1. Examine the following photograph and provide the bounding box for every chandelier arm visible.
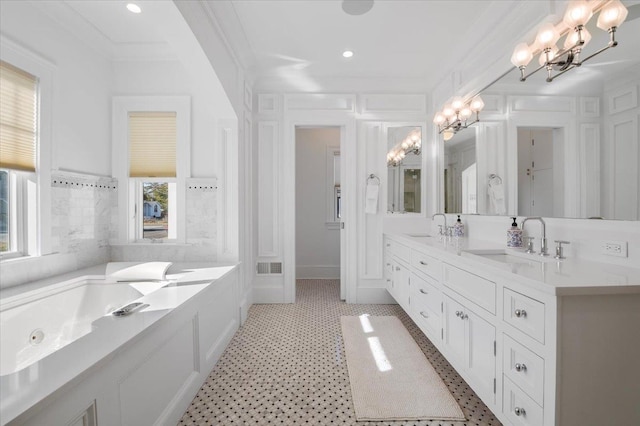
[546,64,577,82]
[577,32,618,65]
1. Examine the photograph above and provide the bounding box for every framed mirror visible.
[441,6,640,220]
[386,125,424,214]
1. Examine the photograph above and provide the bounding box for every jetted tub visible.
[0,279,168,377]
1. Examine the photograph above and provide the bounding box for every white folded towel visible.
[488,183,506,215]
[105,262,173,282]
[365,182,379,214]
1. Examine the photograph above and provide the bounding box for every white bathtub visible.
[0,279,168,377]
[0,263,240,426]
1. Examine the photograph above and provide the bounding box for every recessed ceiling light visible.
[126,3,142,14]
[342,0,374,16]
[343,50,354,58]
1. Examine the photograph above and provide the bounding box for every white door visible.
[518,128,555,216]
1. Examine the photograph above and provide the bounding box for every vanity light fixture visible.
[126,3,142,14]
[511,0,628,83]
[342,50,354,58]
[433,96,484,139]
[386,129,422,167]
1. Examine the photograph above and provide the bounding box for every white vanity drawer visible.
[443,264,496,314]
[503,288,545,344]
[410,249,441,281]
[503,334,545,405]
[413,305,441,339]
[410,273,441,314]
[385,238,411,260]
[503,376,544,426]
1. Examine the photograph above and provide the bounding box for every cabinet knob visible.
[460,313,468,320]
[419,260,428,266]
[420,311,429,319]
[514,309,527,318]
[514,407,526,416]
[386,243,391,247]
[455,310,462,317]
[419,289,428,295]
[515,363,527,372]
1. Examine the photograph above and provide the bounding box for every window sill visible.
[0,253,33,263]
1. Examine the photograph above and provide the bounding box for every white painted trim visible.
[284,94,356,112]
[579,97,600,118]
[111,96,191,244]
[608,84,638,115]
[217,120,239,261]
[257,121,279,257]
[359,94,427,114]
[325,145,341,225]
[258,94,280,114]
[356,287,395,304]
[579,123,600,218]
[296,265,340,279]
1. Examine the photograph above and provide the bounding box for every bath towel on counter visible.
[106,262,173,282]
[488,182,506,215]
[365,182,380,214]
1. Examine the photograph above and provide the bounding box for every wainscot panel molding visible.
[609,114,639,220]
[481,94,504,115]
[579,97,600,118]
[257,121,280,257]
[284,94,355,112]
[508,95,576,114]
[579,123,601,218]
[607,84,638,115]
[358,94,426,114]
[244,81,252,111]
[258,94,281,115]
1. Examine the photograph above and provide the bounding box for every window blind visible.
[128,111,176,177]
[0,60,37,172]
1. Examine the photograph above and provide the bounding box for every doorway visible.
[294,126,343,298]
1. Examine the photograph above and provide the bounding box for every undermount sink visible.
[463,249,558,265]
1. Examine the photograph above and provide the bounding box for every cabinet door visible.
[443,295,466,367]
[396,263,411,310]
[466,309,496,403]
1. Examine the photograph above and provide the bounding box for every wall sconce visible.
[511,0,628,83]
[386,129,421,167]
[433,96,485,140]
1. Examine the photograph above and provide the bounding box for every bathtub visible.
[0,279,168,377]
[0,263,240,426]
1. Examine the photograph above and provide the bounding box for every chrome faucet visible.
[432,213,447,235]
[521,217,548,256]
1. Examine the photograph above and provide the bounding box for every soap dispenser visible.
[453,215,465,237]
[507,217,523,248]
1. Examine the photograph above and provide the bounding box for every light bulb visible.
[342,50,354,58]
[451,97,464,110]
[410,131,420,142]
[535,23,561,49]
[442,104,455,118]
[563,1,593,28]
[460,107,472,119]
[443,130,455,141]
[470,96,484,112]
[538,46,559,66]
[433,113,446,124]
[126,3,142,13]
[597,0,628,30]
[401,140,410,150]
[564,27,592,49]
[511,43,533,67]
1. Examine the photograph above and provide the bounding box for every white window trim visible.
[112,96,191,244]
[130,178,177,242]
[0,35,54,260]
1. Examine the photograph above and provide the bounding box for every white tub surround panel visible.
[1,263,240,426]
[384,232,640,426]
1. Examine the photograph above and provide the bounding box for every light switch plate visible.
[601,240,628,257]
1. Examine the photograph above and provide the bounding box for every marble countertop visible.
[386,233,640,296]
[0,262,239,425]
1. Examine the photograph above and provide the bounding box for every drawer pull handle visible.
[395,266,401,271]
[514,309,527,318]
[515,363,527,372]
[460,313,467,320]
[514,407,526,416]
[420,311,429,319]
[386,263,391,266]
[419,289,428,295]
[419,260,428,266]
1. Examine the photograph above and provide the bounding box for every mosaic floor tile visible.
[178,280,501,425]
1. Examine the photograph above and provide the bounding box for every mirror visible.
[442,8,640,220]
[387,126,422,213]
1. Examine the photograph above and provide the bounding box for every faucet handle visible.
[523,236,535,254]
[554,240,570,260]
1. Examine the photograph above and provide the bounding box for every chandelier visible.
[511,0,628,83]
[386,129,422,167]
[433,96,485,141]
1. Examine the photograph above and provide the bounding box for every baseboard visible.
[252,285,286,303]
[296,265,340,279]
[239,288,252,325]
[356,287,396,304]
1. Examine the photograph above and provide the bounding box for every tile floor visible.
[178,280,501,425]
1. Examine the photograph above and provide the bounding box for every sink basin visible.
[406,233,432,238]
[463,249,557,265]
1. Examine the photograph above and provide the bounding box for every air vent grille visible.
[256,262,283,275]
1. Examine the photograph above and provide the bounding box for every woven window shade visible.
[128,111,176,177]
[0,60,37,172]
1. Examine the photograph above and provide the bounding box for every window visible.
[0,60,37,258]
[112,97,190,244]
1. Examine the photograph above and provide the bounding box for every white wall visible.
[295,127,340,279]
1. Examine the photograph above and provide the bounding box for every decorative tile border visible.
[51,170,117,190]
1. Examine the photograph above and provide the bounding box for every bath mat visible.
[340,315,466,421]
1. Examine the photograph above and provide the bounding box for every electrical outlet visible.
[602,240,628,257]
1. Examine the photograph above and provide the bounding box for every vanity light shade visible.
[563,0,593,28]
[442,104,456,118]
[535,23,561,49]
[597,0,628,30]
[511,43,533,67]
[433,113,446,124]
[443,129,455,141]
[564,27,591,49]
[460,107,472,119]
[451,97,464,110]
[469,96,484,112]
